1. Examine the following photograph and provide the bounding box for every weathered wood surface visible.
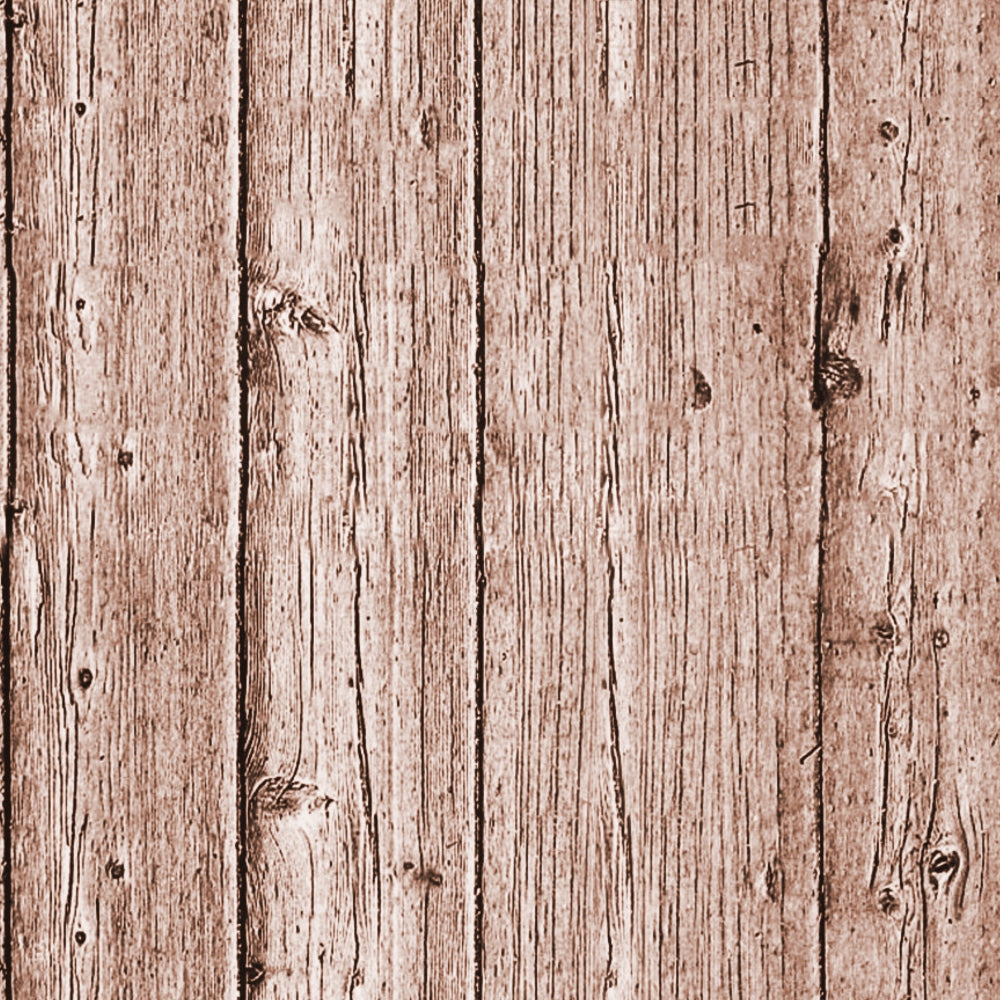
[2,0,998,997]
[243,0,474,995]
[481,0,824,996]
[5,1,239,998]
[820,2,1000,997]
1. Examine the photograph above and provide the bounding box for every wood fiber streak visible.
[481,0,823,996]
[822,2,1000,996]
[6,1,239,997]
[243,0,474,995]
[0,22,7,1000]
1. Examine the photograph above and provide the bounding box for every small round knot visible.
[815,352,863,408]
[877,886,899,915]
[879,120,900,141]
[692,367,712,410]
[933,629,949,649]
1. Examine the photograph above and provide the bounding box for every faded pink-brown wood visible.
[481,0,823,996]
[5,0,239,997]
[2,1,1000,997]
[821,2,1000,997]
[242,0,475,995]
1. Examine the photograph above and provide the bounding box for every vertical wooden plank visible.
[481,0,616,991]
[243,0,474,995]
[482,0,824,996]
[823,2,1000,996]
[0,14,8,999]
[603,2,827,994]
[7,0,239,997]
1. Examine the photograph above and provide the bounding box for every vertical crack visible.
[352,556,380,932]
[2,2,16,997]
[813,0,831,997]
[472,0,485,992]
[236,0,249,994]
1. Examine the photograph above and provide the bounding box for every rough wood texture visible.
[243,0,474,995]
[5,1,1000,996]
[821,2,1000,997]
[481,0,823,995]
[6,1,239,997]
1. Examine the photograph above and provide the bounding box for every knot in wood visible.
[815,352,863,407]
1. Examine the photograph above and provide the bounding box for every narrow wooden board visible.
[821,2,1000,995]
[7,1,239,997]
[243,0,475,995]
[481,0,824,995]
[0,22,7,1000]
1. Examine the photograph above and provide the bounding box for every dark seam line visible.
[2,3,16,998]
[472,0,485,992]
[815,425,829,1000]
[813,0,831,997]
[236,0,249,995]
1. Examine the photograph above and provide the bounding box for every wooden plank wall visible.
[1,0,997,998]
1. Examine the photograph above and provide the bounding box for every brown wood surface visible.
[5,0,239,997]
[2,0,999,997]
[242,0,474,995]
[820,2,1000,997]
[481,0,824,996]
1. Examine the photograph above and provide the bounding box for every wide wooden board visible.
[481,0,824,995]
[242,0,475,995]
[821,1,1000,996]
[6,1,239,996]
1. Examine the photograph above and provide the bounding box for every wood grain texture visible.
[5,1,1000,996]
[243,0,474,995]
[481,0,824,996]
[821,2,1000,996]
[6,1,239,997]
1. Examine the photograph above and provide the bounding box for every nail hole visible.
[872,617,895,643]
[74,101,87,116]
[78,668,93,689]
[75,298,86,311]
[74,930,87,945]
[888,227,904,245]
[117,450,133,469]
[692,367,712,410]
[752,322,763,334]
[107,860,125,880]
[421,868,444,887]
[879,120,900,141]
[764,860,780,902]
